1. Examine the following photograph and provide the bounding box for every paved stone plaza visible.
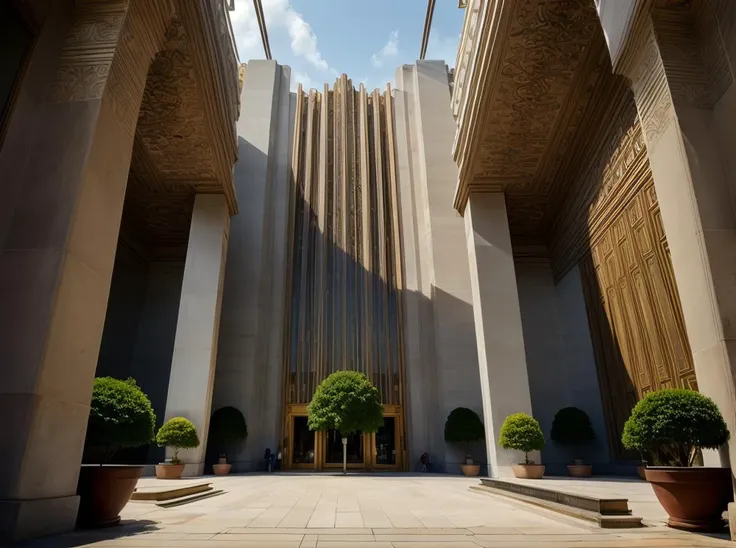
[17,475,732,547]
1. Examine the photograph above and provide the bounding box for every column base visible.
[182,462,204,477]
[729,502,736,541]
[0,495,79,542]
[488,465,518,479]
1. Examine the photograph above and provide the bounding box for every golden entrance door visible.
[283,406,405,470]
[370,415,402,470]
[287,414,316,469]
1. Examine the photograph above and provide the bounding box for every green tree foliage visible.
[622,389,729,466]
[499,413,545,464]
[156,417,200,463]
[307,371,383,434]
[84,377,156,463]
[209,406,248,455]
[550,407,595,456]
[444,407,485,445]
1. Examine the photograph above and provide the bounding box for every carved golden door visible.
[580,179,697,459]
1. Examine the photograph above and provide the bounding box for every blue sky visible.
[229,0,465,92]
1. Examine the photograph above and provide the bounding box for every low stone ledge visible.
[472,480,644,529]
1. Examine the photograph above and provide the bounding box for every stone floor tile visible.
[209,533,305,542]
[309,528,374,535]
[471,542,589,548]
[384,512,425,528]
[317,543,393,548]
[388,542,479,548]
[474,533,617,542]
[280,508,316,528]
[361,509,394,528]
[299,534,319,548]
[512,525,593,534]
[415,517,457,528]
[316,534,375,541]
[465,527,528,535]
[308,511,337,528]
[375,534,486,542]
[335,511,364,527]
[373,528,470,535]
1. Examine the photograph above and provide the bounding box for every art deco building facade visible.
[2,0,736,541]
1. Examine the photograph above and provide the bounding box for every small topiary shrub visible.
[308,371,383,434]
[84,377,156,463]
[209,406,248,457]
[156,417,200,463]
[499,413,545,464]
[444,407,485,460]
[550,407,595,458]
[622,389,729,467]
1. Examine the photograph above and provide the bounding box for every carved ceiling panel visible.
[459,0,612,237]
[473,0,600,183]
[135,16,217,184]
[121,6,239,260]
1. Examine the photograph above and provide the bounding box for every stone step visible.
[471,480,644,529]
[131,481,213,501]
[156,488,225,508]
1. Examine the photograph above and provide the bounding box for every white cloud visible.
[229,0,330,72]
[292,71,317,92]
[370,30,399,68]
[425,32,461,68]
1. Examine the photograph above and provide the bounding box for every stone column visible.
[213,60,293,471]
[464,192,536,477]
[393,61,485,473]
[0,2,160,541]
[619,12,736,473]
[164,194,230,476]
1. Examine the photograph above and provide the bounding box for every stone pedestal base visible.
[729,502,736,541]
[182,462,204,477]
[0,495,79,542]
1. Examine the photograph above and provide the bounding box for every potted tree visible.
[208,406,248,475]
[155,417,200,479]
[444,407,485,476]
[77,377,156,527]
[307,371,384,474]
[499,413,545,479]
[622,389,730,531]
[550,407,595,477]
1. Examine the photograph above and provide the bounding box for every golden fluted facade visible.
[283,76,404,407]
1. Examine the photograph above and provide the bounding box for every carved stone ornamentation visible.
[136,17,217,182]
[49,2,128,102]
[453,0,606,233]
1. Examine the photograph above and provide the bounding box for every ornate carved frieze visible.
[617,1,732,150]
[50,1,128,102]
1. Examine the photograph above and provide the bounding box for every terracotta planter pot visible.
[637,465,647,480]
[645,467,733,531]
[77,465,143,528]
[155,463,185,479]
[567,464,592,477]
[511,464,545,479]
[213,463,232,476]
[460,464,480,477]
